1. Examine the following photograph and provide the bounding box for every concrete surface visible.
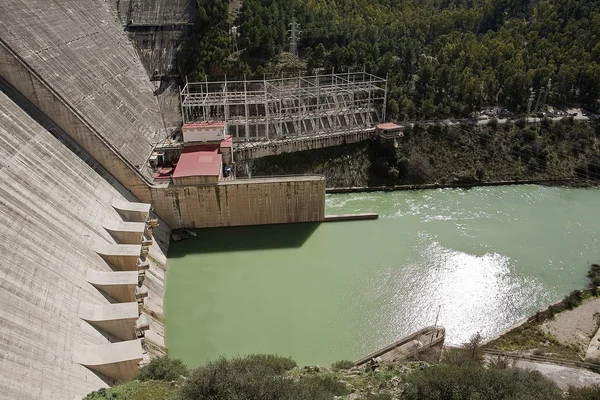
[79,302,140,341]
[72,340,143,382]
[102,220,146,244]
[0,90,167,399]
[86,270,139,303]
[0,0,166,171]
[111,200,151,223]
[94,243,143,271]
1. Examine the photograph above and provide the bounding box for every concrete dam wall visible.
[0,91,167,399]
[0,0,166,179]
[112,0,196,77]
[0,1,327,398]
[0,0,326,230]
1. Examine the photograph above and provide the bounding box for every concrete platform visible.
[79,302,139,341]
[324,213,379,222]
[103,220,146,244]
[86,270,139,303]
[111,199,151,223]
[94,243,142,271]
[73,340,143,381]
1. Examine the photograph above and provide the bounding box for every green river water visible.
[165,185,600,367]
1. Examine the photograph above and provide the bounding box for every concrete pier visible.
[103,220,147,245]
[79,303,140,341]
[111,200,152,223]
[86,270,140,303]
[73,340,144,381]
[94,243,144,271]
[324,213,379,222]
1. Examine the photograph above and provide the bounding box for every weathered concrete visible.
[111,0,196,76]
[112,199,152,223]
[151,176,327,228]
[0,90,167,399]
[586,324,600,362]
[79,302,140,341]
[103,220,147,245]
[0,0,166,168]
[355,326,445,366]
[94,243,144,271]
[324,213,379,222]
[86,270,140,303]
[73,340,144,382]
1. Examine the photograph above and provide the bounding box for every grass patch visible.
[83,380,179,400]
[485,323,582,360]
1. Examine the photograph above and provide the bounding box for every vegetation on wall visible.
[180,0,600,118]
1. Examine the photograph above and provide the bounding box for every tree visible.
[387,99,399,119]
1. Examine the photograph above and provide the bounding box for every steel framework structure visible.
[180,72,387,143]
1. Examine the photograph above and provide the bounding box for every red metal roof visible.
[173,146,222,177]
[183,122,225,129]
[220,136,233,148]
[377,122,403,130]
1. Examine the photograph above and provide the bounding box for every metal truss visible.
[180,72,387,145]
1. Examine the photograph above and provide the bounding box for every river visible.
[165,185,599,367]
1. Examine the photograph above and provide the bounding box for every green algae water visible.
[165,185,600,367]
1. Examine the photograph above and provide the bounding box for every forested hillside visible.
[179,0,600,119]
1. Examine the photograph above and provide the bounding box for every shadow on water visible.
[168,222,321,258]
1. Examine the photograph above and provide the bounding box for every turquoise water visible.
[166,185,600,366]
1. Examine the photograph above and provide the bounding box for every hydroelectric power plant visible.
[0,1,599,399]
[0,0,380,397]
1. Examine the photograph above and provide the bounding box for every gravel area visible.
[542,297,600,353]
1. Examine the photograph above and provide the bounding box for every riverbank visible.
[484,285,600,365]
[326,178,597,193]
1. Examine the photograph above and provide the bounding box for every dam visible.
[0,0,598,398]
[166,186,600,367]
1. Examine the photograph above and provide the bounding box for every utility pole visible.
[229,26,239,53]
[526,88,535,115]
[288,17,301,57]
[534,87,543,114]
[540,78,552,113]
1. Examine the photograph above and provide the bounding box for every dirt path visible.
[542,297,600,353]
[515,359,600,389]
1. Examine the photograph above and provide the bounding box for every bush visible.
[136,356,188,382]
[564,290,583,310]
[174,354,346,400]
[587,264,600,287]
[331,360,355,370]
[402,360,564,400]
[566,384,600,400]
[407,154,433,183]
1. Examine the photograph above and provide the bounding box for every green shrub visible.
[136,356,188,382]
[173,354,348,400]
[566,384,600,400]
[331,360,355,370]
[587,264,600,287]
[564,290,583,310]
[403,361,564,400]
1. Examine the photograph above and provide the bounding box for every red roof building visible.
[173,145,222,185]
[376,122,403,131]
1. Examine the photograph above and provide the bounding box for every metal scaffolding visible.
[180,71,387,143]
